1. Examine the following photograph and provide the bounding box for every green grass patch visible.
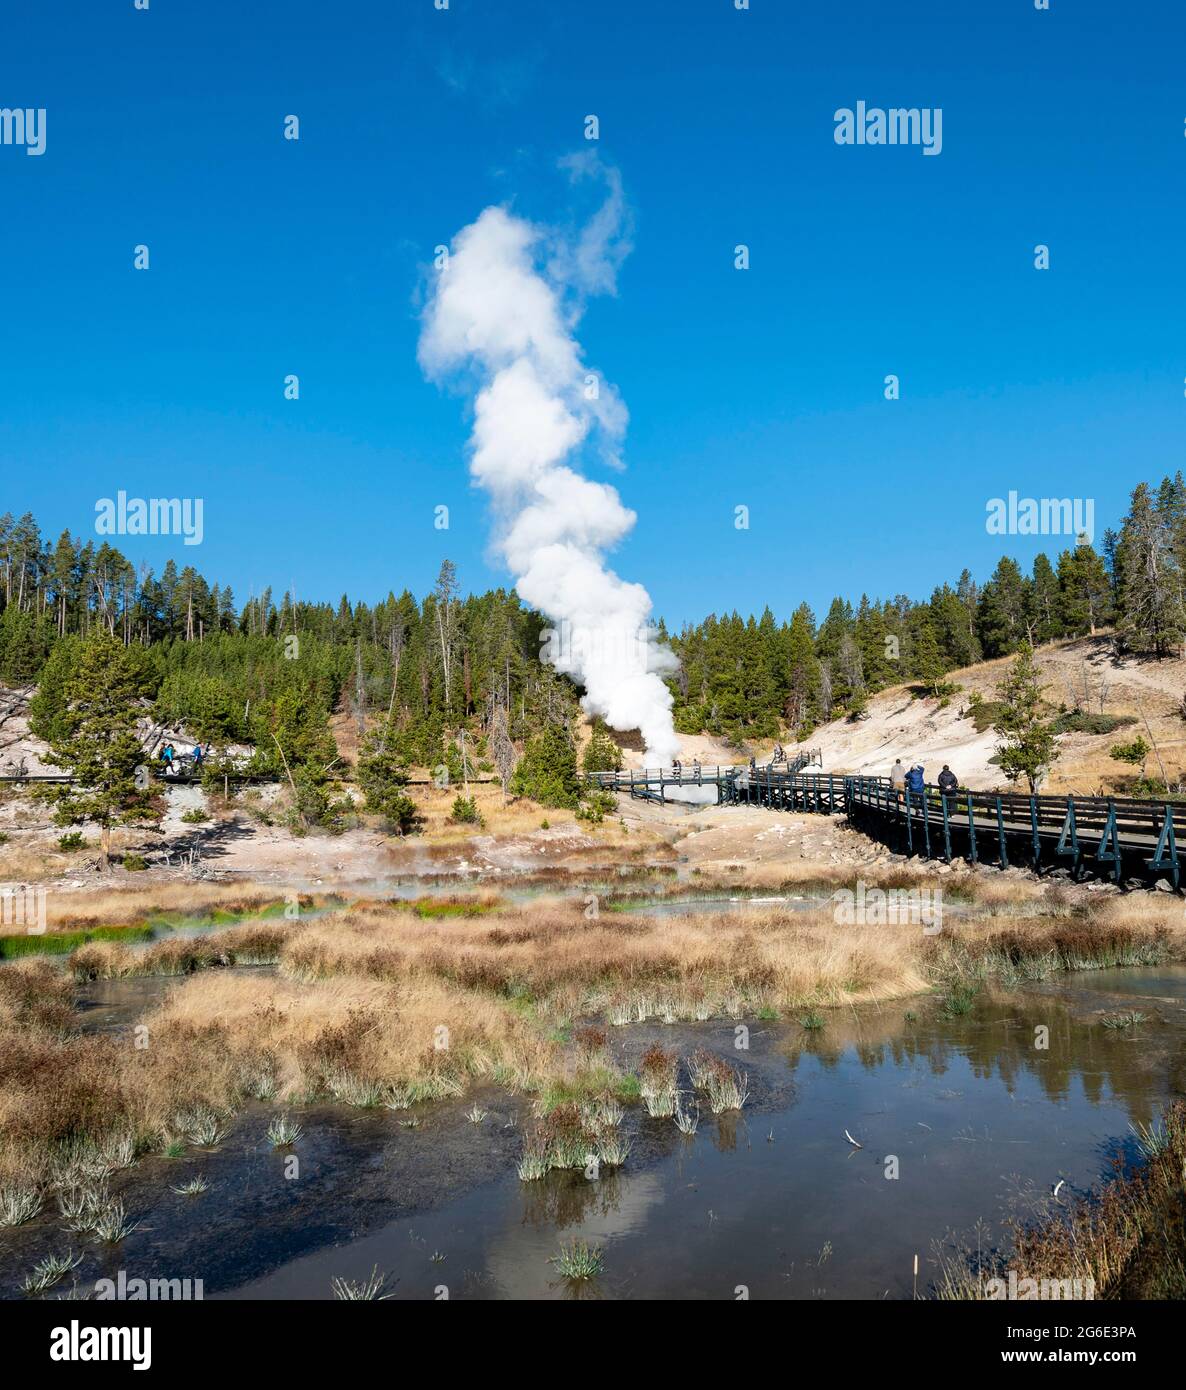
[391,896,500,920]
[532,1067,630,1114]
[0,923,154,959]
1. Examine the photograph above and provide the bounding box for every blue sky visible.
[2,0,1184,628]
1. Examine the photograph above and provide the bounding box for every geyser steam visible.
[418,162,679,765]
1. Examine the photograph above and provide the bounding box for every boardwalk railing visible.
[587,752,822,806]
[588,765,1185,887]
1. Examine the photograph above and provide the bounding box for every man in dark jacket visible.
[937,764,958,795]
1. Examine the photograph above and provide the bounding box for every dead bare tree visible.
[0,686,32,752]
[489,702,517,805]
[1135,700,1172,790]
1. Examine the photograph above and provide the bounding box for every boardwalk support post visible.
[1095,801,1123,884]
[1056,797,1081,878]
[1147,805,1180,890]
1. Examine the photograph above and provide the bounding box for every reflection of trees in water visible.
[713,1111,744,1152]
[519,1168,624,1229]
[779,993,1182,1127]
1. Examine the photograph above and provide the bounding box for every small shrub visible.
[121,854,148,872]
[449,795,483,826]
[57,831,87,852]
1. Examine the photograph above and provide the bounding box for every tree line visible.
[667,476,1186,741]
[0,474,1182,787]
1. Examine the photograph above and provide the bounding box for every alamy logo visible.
[831,880,942,933]
[95,1270,204,1301]
[540,619,663,679]
[834,102,942,156]
[985,491,1095,544]
[985,1270,1096,1301]
[0,884,46,934]
[0,107,46,156]
[96,491,204,546]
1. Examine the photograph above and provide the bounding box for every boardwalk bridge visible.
[587,759,1184,889]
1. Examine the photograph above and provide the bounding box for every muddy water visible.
[3,966,1184,1300]
[75,965,277,1033]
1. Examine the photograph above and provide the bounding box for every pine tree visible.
[910,619,947,696]
[40,631,160,867]
[977,557,1031,657]
[356,719,418,833]
[1057,544,1112,635]
[512,723,580,807]
[1029,553,1062,644]
[1116,482,1185,656]
[993,642,1058,793]
[582,722,623,774]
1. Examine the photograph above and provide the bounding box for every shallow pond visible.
[3,965,1183,1300]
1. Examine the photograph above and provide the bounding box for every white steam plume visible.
[418,161,679,766]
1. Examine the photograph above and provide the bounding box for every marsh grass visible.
[1101,1010,1148,1030]
[936,1100,1186,1300]
[59,1183,139,1243]
[687,1050,748,1113]
[939,984,979,1019]
[171,1106,229,1149]
[266,1114,302,1147]
[0,1182,42,1227]
[673,1092,700,1135]
[517,1100,628,1179]
[22,1251,82,1294]
[639,1043,678,1118]
[551,1238,604,1280]
[331,1265,395,1300]
[171,1175,209,1196]
[0,875,1180,1204]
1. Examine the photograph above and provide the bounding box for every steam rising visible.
[418,162,679,764]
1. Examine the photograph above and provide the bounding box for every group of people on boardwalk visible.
[889,757,959,798]
[158,741,209,777]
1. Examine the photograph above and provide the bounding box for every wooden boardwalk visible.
[588,765,1184,888]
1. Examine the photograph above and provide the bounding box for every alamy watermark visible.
[95,491,204,546]
[95,1269,203,1301]
[985,1269,1095,1301]
[985,491,1094,544]
[540,620,663,679]
[834,102,942,156]
[0,107,46,156]
[831,879,943,933]
[1,884,47,934]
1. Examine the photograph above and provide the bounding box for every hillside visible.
[643,635,1186,796]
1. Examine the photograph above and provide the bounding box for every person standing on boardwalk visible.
[937,764,958,796]
[890,758,906,796]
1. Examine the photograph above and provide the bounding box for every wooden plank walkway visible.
[588,765,1185,888]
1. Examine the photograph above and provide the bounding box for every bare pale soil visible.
[608,634,1186,793]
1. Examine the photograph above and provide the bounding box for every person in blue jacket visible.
[905,764,925,797]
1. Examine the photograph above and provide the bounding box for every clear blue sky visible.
[2,0,1183,628]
